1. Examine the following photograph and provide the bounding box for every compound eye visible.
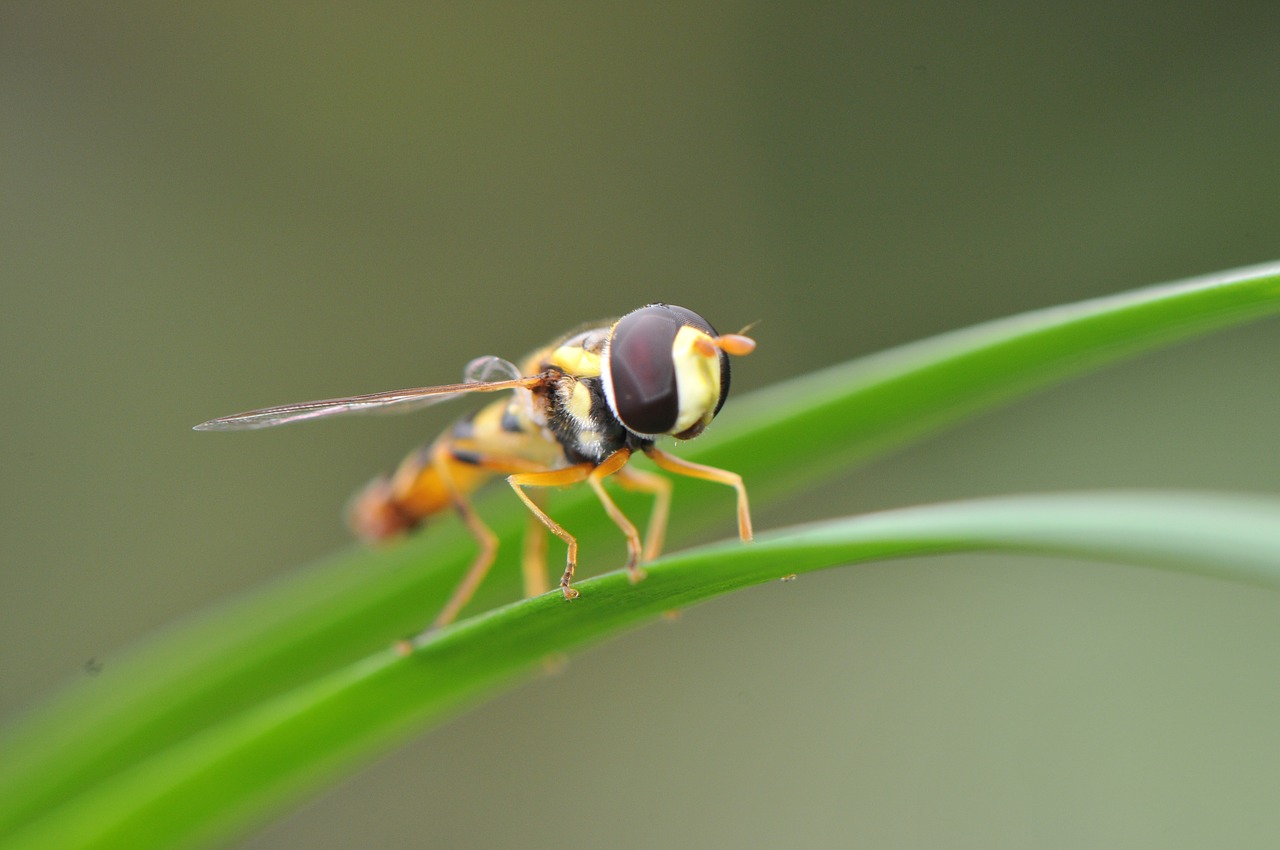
[606,305,683,435]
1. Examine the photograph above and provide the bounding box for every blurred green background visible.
[5,3,1280,848]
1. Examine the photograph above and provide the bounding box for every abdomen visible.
[348,395,562,541]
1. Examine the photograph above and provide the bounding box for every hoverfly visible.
[196,304,756,630]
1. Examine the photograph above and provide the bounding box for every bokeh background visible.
[6,4,1280,848]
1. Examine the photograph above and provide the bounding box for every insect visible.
[195,304,756,630]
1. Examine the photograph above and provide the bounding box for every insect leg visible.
[612,466,672,562]
[584,449,646,583]
[520,495,550,598]
[642,446,753,542]
[429,446,500,629]
[507,463,596,600]
[431,447,550,629]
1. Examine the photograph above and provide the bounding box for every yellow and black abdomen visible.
[347,393,563,542]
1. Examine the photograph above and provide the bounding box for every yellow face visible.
[668,324,723,438]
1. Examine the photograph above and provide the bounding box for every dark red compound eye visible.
[607,304,728,435]
[608,306,681,434]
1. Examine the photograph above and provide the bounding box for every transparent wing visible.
[359,356,526,417]
[193,370,547,432]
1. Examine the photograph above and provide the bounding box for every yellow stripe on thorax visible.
[546,342,602,377]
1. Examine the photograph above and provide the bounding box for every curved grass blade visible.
[3,261,1280,839]
[689,260,1280,496]
[5,492,1280,850]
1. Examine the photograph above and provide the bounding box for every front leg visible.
[643,445,753,542]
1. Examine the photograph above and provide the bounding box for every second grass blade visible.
[7,491,1280,850]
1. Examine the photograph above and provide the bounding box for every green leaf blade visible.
[7,492,1280,850]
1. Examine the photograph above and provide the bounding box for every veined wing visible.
[360,356,528,415]
[193,371,548,431]
[359,356,528,417]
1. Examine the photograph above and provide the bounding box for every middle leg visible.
[508,449,641,598]
[430,447,552,629]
